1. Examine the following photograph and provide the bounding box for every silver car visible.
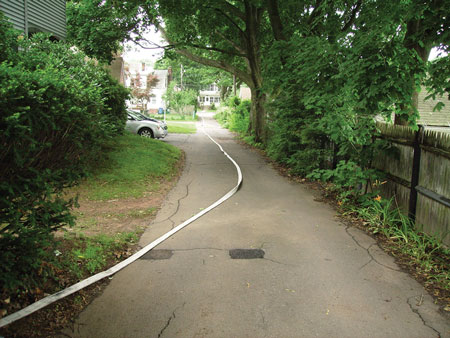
[125,112,168,139]
[128,110,168,130]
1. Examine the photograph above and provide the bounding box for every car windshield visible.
[127,111,145,121]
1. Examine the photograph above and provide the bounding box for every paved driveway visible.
[62,112,449,338]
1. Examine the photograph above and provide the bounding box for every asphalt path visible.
[62,112,449,337]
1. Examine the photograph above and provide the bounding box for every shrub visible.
[228,100,250,133]
[0,19,128,290]
[0,12,19,63]
[214,97,250,136]
[100,72,130,134]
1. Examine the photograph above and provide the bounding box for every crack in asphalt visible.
[262,257,298,267]
[345,226,402,272]
[358,243,378,271]
[345,227,443,336]
[151,173,193,229]
[157,302,186,338]
[407,296,442,337]
[168,179,193,229]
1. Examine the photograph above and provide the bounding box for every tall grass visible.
[350,197,449,289]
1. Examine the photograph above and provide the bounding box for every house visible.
[198,84,221,107]
[0,0,66,40]
[108,55,126,85]
[124,61,170,113]
[147,69,169,113]
[376,88,450,132]
[416,89,450,127]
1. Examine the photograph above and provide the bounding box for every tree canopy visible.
[68,0,449,133]
[67,0,450,178]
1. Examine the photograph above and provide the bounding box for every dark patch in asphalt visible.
[141,249,173,260]
[229,249,265,259]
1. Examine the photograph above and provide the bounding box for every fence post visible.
[408,125,424,223]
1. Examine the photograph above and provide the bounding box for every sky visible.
[123,29,165,63]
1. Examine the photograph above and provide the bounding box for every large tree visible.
[67,0,449,137]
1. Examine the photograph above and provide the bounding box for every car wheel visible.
[138,128,154,138]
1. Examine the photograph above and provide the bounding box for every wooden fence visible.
[372,122,450,246]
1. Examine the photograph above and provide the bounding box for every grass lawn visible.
[149,113,199,121]
[80,132,182,200]
[167,121,197,134]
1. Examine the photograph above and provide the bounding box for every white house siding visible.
[148,69,169,112]
[125,61,169,113]
[199,84,221,107]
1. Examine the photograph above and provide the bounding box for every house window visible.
[205,97,209,102]
[214,97,220,103]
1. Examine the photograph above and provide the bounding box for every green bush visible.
[0,12,19,63]
[100,72,130,134]
[0,18,129,290]
[215,97,250,135]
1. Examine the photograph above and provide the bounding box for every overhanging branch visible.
[158,25,252,86]
[341,0,362,32]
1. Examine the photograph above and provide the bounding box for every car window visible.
[127,112,144,121]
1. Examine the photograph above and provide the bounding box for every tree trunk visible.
[243,2,266,142]
[395,19,432,125]
[249,86,266,143]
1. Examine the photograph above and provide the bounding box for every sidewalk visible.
[62,113,450,338]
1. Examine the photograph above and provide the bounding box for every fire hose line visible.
[0,116,242,328]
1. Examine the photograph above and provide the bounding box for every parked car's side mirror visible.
[127,116,134,121]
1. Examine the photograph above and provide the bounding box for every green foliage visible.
[164,82,198,115]
[155,54,232,95]
[62,232,139,277]
[101,73,130,134]
[66,0,450,144]
[308,161,380,203]
[351,197,449,287]
[0,19,129,291]
[66,0,153,63]
[0,12,19,63]
[215,96,250,135]
[262,1,428,184]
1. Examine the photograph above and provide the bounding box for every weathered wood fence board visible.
[374,122,450,246]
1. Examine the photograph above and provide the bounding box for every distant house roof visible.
[417,89,450,127]
[0,0,66,40]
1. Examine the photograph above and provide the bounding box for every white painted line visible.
[0,115,242,328]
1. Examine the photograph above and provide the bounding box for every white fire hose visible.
[0,116,242,328]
